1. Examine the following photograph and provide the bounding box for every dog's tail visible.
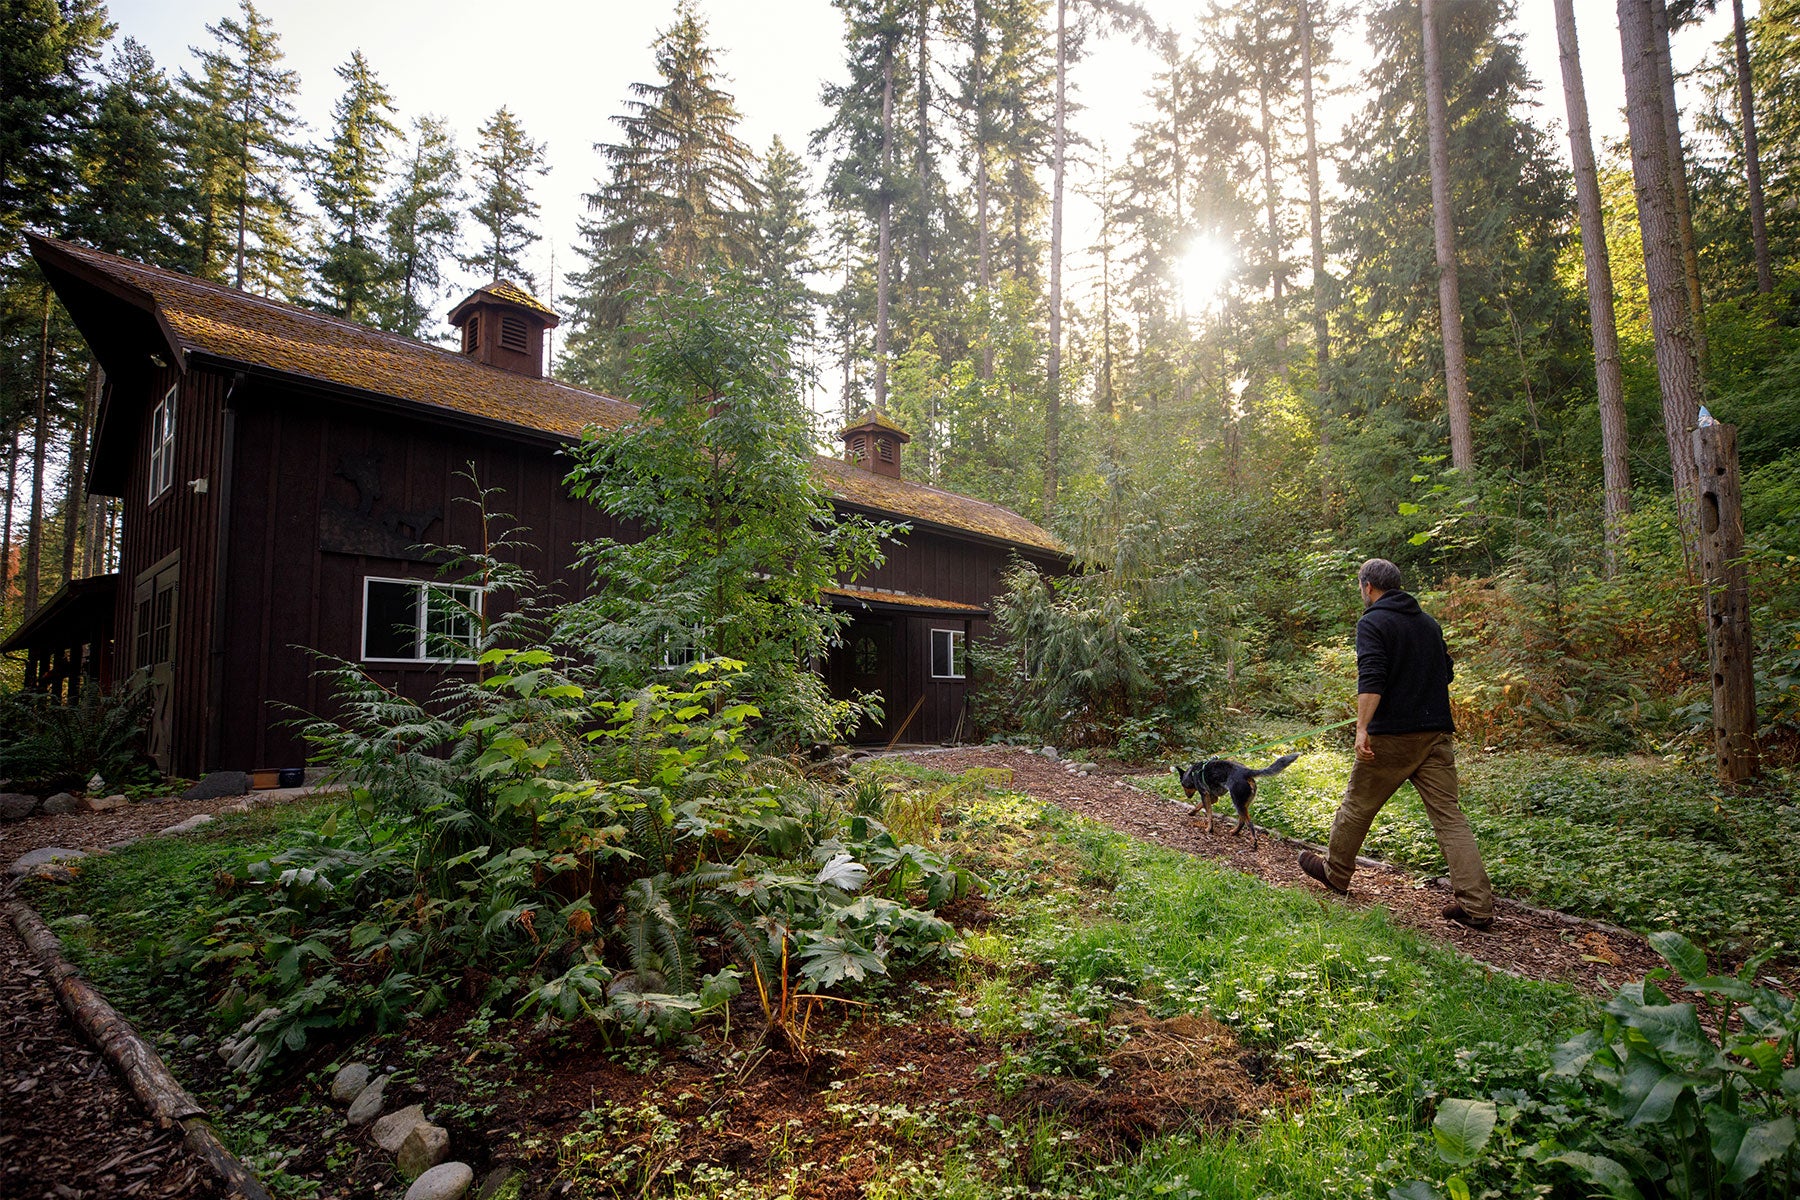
[1251,752,1300,777]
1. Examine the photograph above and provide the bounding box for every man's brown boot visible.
[1297,850,1347,896]
[1441,902,1493,932]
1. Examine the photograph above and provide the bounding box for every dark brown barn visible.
[16,237,1064,777]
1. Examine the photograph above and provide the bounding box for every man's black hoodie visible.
[1356,590,1455,735]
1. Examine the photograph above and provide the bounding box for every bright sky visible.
[106,0,1738,333]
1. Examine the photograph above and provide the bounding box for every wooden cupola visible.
[447,280,560,379]
[840,410,911,479]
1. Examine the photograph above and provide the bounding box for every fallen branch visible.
[6,899,275,1200]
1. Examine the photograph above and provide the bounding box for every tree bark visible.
[1257,13,1284,321]
[1692,423,1759,781]
[1045,0,1066,518]
[1649,0,1707,383]
[1619,0,1703,554]
[973,1,994,381]
[1731,0,1773,294]
[1299,0,1330,505]
[1420,0,1475,472]
[875,47,895,410]
[1,426,17,616]
[24,293,52,616]
[61,360,97,586]
[1555,0,1632,573]
[915,0,931,315]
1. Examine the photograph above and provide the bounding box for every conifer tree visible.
[562,2,761,389]
[379,115,462,339]
[179,0,305,295]
[72,38,184,266]
[751,137,821,351]
[310,51,400,321]
[463,106,548,289]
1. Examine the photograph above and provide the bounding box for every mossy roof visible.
[40,239,1063,557]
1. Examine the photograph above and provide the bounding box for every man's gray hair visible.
[1358,558,1403,592]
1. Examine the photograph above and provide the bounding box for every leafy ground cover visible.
[22,759,1635,1199]
[1133,729,1800,960]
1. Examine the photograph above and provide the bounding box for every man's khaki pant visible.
[1325,730,1493,919]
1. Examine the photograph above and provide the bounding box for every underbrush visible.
[30,758,1789,1198]
[1133,742,1800,959]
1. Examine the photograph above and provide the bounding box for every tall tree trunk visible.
[236,90,251,289]
[974,0,993,381]
[1,427,17,616]
[1420,0,1475,472]
[1556,0,1632,573]
[917,0,931,314]
[25,293,52,616]
[61,360,97,586]
[1620,0,1703,553]
[875,48,895,410]
[1732,0,1773,294]
[1045,0,1066,518]
[1649,0,1707,382]
[1299,0,1330,505]
[1256,18,1288,372]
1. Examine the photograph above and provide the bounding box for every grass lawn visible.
[1133,731,1800,961]
[23,763,1612,1199]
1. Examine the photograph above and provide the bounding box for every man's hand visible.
[1354,692,1381,762]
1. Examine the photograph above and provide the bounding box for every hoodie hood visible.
[1368,590,1422,617]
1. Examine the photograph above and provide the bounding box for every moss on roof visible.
[451,279,560,324]
[43,239,1063,557]
[822,586,987,614]
[840,409,911,441]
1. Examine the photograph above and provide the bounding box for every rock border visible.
[5,897,276,1200]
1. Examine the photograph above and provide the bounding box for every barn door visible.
[827,617,895,743]
[132,555,180,772]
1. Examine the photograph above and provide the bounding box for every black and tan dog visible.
[1170,753,1300,848]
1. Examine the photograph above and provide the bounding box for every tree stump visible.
[1692,422,1759,782]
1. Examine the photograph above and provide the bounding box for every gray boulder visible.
[180,771,250,801]
[159,814,213,836]
[42,793,79,815]
[346,1073,390,1126]
[330,1062,372,1105]
[1040,746,1059,760]
[405,1163,474,1200]
[8,847,87,877]
[0,793,39,821]
[397,1123,451,1177]
[371,1103,428,1153]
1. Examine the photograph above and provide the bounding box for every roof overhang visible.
[0,574,119,655]
[823,586,989,619]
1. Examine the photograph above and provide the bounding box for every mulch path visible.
[0,789,324,1200]
[902,747,1677,996]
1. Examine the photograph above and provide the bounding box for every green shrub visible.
[0,681,154,792]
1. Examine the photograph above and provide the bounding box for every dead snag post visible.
[1692,421,1759,782]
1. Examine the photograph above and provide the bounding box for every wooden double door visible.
[825,615,898,743]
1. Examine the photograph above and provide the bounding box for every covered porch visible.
[0,574,119,702]
[823,586,987,746]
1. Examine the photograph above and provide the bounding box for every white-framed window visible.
[148,385,176,501]
[361,577,484,663]
[930,628,966,679]
[660,625,708,671]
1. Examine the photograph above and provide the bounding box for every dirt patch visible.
[901,747,1698,996]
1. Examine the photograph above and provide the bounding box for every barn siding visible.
[109,364,229,778]
[115,373,1064,770]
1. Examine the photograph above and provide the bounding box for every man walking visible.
[1298,558,1495,930]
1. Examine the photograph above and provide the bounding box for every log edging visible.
[5,898,276,1200]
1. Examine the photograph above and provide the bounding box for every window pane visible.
[932,629,964,678]
[425,586,477,659]
[365,580,420,659]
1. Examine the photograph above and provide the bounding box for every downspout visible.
[205,372,243,771]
